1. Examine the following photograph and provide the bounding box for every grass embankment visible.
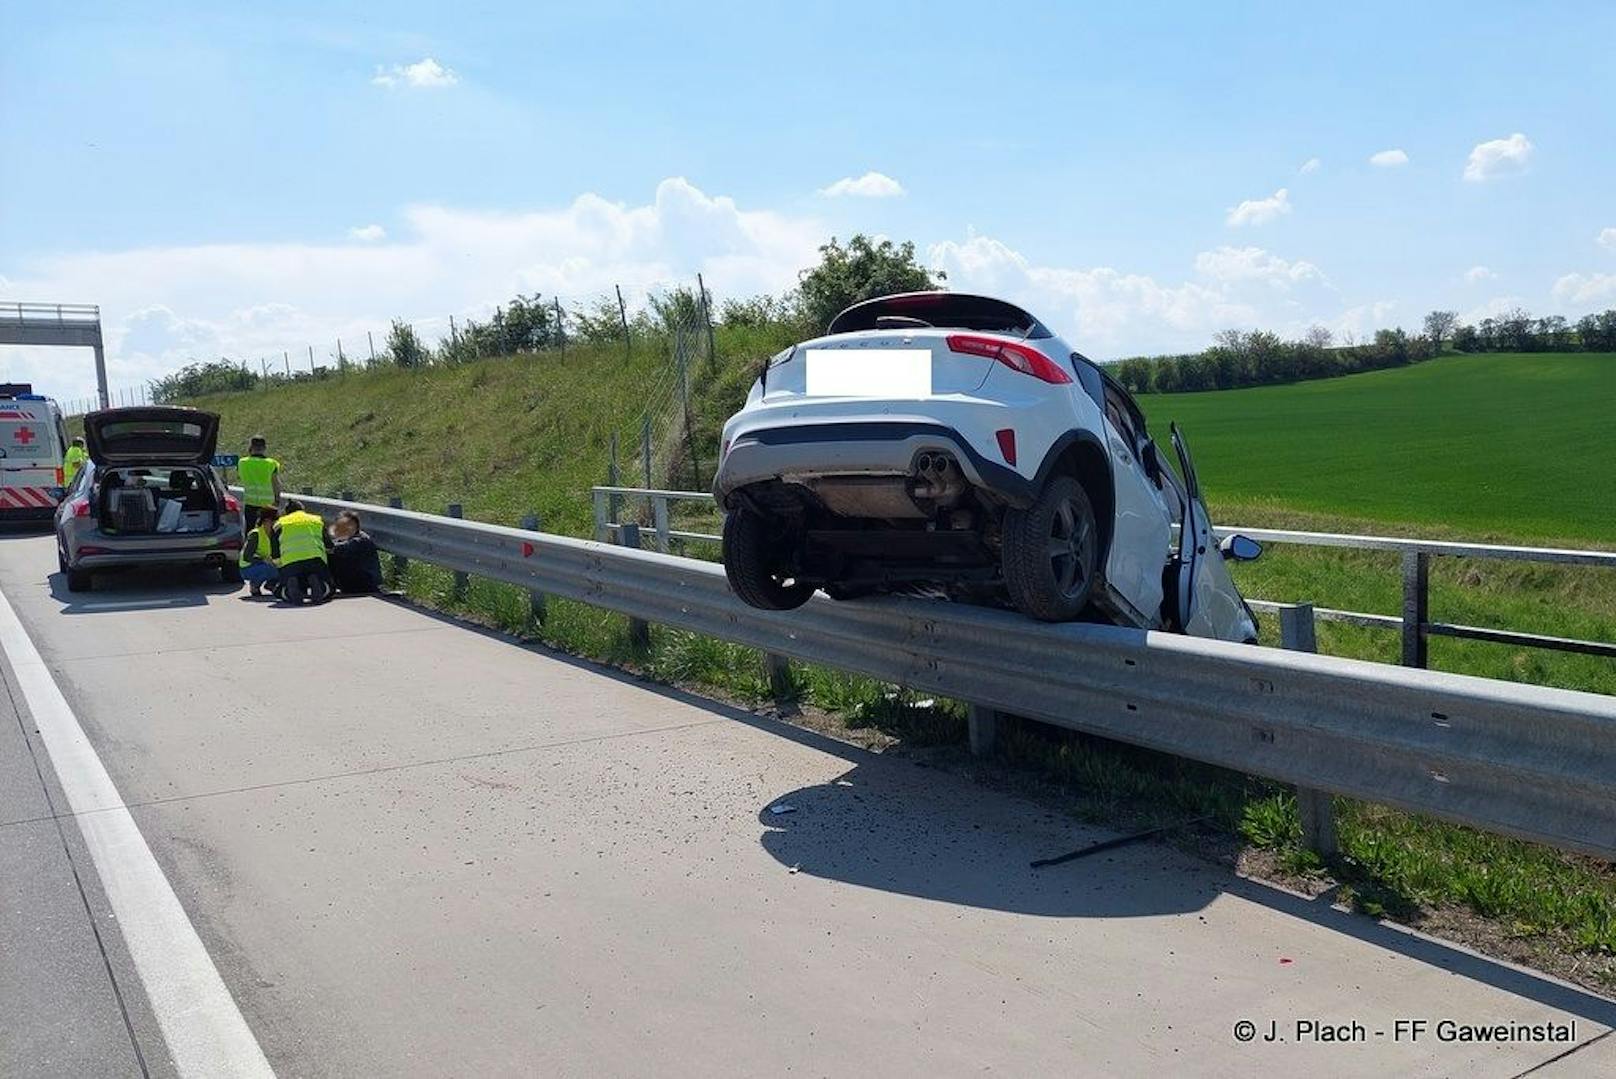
[179,345,1616,989]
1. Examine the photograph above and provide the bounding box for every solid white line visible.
[0,584,274,1077]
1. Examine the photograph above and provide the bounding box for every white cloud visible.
[371,57,459,89]
[1459,295,1531,325]
[1298,157,1321,175]
[1463,265,1496,283]
[817,172,905,199]
[1552,273,1616,307]
[1194,246,1324,288]
[1463,133,1533,182]
[0,178,825,399]
[1598,227,1616,251]
[1225,187,1292,227]
[347,224,387,242]
[1332,301,1398,342]
[1369,149,1409,168]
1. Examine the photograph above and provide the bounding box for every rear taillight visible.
[54,467,64,485]
[223,494,241,513]
[68,497,91,518]
[995,429,1018,466]
[947,334,1073,385]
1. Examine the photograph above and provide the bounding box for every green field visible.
[1140,351,1614,545]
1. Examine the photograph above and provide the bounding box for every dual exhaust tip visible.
[915,452,956,478]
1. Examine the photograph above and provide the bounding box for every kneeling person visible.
[273,500,334,605]
[328,510,383,594]
[240,507,281,597]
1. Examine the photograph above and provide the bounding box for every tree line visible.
[1108,305,1616,395]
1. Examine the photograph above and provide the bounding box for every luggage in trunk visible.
[109,487,157,532]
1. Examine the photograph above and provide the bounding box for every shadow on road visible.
[45,568,238,614]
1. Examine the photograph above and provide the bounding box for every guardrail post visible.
[448,503,467,600]
[520,513,546,625]
[593,489,609,543]
[300,486,312,496]
[967,704,999,756]
[340,490,353,502]
[1401,551,1429,669]
[653,495,670,554]
[1280,603,1339,860]
[608,436,622,530]
[765,653,792,702]
[620,524,650,648]
[387,496,407,586]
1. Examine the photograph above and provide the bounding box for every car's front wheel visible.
[1001,474,1099,621]
[722,509,813,611]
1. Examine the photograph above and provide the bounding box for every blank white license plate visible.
[804,349,931,397]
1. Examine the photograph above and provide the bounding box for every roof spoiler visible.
[827,292,1048,337]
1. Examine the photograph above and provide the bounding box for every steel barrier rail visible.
[589,486,1616,663]
[298,493,1616,862]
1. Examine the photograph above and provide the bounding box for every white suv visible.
[713,292,1261,641]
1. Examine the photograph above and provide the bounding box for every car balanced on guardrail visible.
[711,292,1263,642]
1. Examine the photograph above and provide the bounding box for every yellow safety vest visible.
[276,511,327,565]
[239,455,280,506]
[239,525,277,568]
[63,445,88,485]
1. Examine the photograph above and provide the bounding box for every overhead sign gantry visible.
[0,302,109,409]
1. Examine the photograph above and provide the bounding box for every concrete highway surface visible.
[1,528,1612,1077]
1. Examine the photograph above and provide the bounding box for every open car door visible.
[1166,424,1259,643]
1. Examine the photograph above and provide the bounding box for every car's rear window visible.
[100,420,205,441]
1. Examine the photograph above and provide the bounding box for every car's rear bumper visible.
[714,421,1037,509]
[69,537,241,570]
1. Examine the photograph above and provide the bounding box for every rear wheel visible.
[722,509,813,611]
[66,566,92,593]
[1001,474,1099,622]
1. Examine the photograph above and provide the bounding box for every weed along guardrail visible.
[591,485,1616,668]
[293,491,1616,865]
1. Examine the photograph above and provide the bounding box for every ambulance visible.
[0,383,71,519]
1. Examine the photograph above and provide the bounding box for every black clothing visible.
[329,531,383,593]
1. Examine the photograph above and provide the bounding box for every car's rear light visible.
[223,494,241,513]
[220,537,242,550]
[67,497,91,518]
[995,428,1018,466]
[947,334,1072,385]
[54,467,64,485]
[77,545,110,556]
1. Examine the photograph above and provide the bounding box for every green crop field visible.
[1137,351,1614,545]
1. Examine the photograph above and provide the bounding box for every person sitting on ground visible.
[327,510,382,594]
[271,499,334,605]
[239,506,281,598]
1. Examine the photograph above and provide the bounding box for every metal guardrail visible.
[1,302,101,323]
[298,492,1616,863]
[590,486,1616,666]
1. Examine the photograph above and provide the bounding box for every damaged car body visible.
[713,292,1261,642]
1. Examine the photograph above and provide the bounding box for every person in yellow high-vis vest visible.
[238,506,281,598]
[272,500,332,604]
[238,436,283,529]
[63,437,89,488]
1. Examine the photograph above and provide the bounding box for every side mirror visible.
[1219,533,1263,562]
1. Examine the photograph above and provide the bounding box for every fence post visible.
[967,704,999,756]
[620,524,650,648]
[616,284,631,359]
[1401,550,1429,669]
[520,513,546,625]
[592,489,610,542]
[448,503,467,599]
[653,495,670,553]
[641,415,653,489]
[1280,603,1339,860]
[387,496,407,585]
[608,435,621,529]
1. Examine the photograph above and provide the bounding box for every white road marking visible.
[0,584,274,1077]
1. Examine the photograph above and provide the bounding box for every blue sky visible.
[3,1,1614,399]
